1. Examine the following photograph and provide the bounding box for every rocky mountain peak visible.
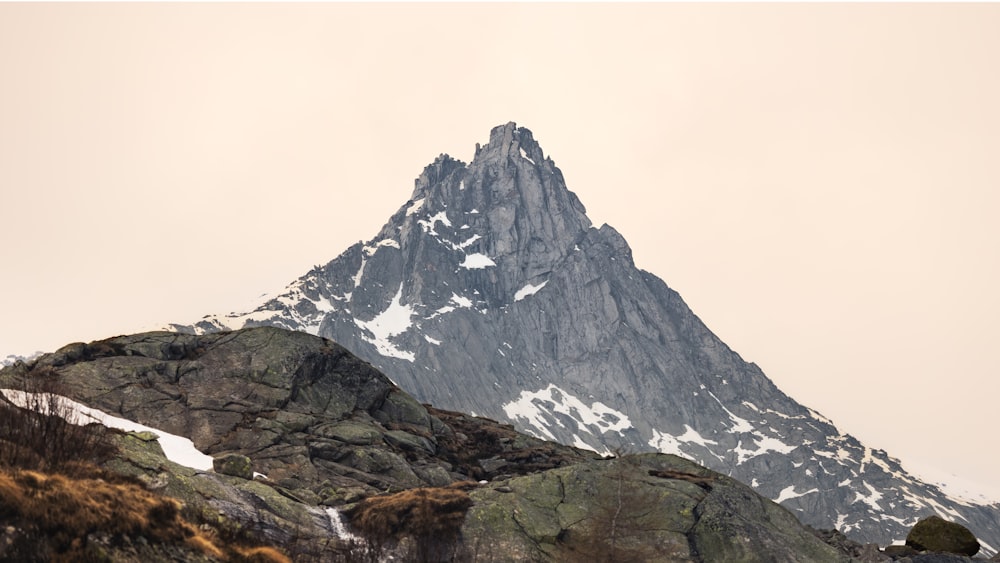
[474,121,544,164]
[362,122,595,314]
[168,124,1000,551]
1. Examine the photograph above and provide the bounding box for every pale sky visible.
[1,4,998,501]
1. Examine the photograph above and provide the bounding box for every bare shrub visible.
[560,457,664,563]
[0,373,115,472]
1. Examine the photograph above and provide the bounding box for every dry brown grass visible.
[231,545,293,562]
[347,481,476,562]
[0,464,290,562]
[0,466,195,554]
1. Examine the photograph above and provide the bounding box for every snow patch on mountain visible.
[460,253,496,269]
[514,281,549,302]
[705,389,754,433]
[775,485,820,504]
[354,284,416,361]
[418,211,452,236]
[502,384,632,441]
[451,234,482,251]
[426,293,475,320]
[854,481,884,512]
[406,197,426,216]
[648,425,726,464]
[734,433,798,464]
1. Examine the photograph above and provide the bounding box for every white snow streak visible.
[418,210,452,236]
[648,425,722,463]
[427,293,475,319]
[853,481,884,512]
[502,384,632,441]
[514,281,549,302]
[734,434,797,464]
[354,285,416,361]
[0,389,214,471]
[649,429,686,458]
[705,389,754,433]
[460,253,496,269]
[774,485,819,504]
[453,234,482,250]
[406,197,426,216]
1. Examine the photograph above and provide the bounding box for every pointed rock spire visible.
[170,123,1000,551]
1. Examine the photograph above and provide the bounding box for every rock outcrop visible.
[2,328,600,502]
[0,327,892,561]
[168,122,1000,549]
[463,453,851,562]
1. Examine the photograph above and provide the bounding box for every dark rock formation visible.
[906,515,980,556]
[2,328,600,503]
[0,327,888,561]
[168,122,1000,549]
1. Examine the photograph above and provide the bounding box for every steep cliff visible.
[168,123,1000,549]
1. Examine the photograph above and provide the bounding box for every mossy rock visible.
[906,515,980,556]
[314,420,383,445]
[463,454,850,563]
[213,453,253,480]
[375,389,431,427]
[383,429,436,454]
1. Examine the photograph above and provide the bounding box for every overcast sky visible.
[2,4,998,502]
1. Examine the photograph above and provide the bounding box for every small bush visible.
[347,482,476,562]
[0,373,115,473]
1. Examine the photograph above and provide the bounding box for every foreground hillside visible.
[0,327,869,561]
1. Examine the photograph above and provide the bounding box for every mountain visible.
[0,327,862,562]
[2,352,42,367]
[168,122,1000,550]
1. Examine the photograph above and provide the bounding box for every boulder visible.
[213,453,253,480]
[462,453,852,562]
[906,515,980,556]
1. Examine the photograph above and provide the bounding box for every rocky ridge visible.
[0,327,878,562]
[167,123,1000,550]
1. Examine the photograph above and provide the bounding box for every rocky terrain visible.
[167,122,1000,549]
[0,326,962,562]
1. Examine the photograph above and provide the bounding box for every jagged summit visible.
[473,122,546,163]
[168,124,1000,550]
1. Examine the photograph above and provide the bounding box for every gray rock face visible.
[169,123,1000,550]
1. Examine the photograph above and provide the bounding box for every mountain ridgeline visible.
[170,123,1000,549]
